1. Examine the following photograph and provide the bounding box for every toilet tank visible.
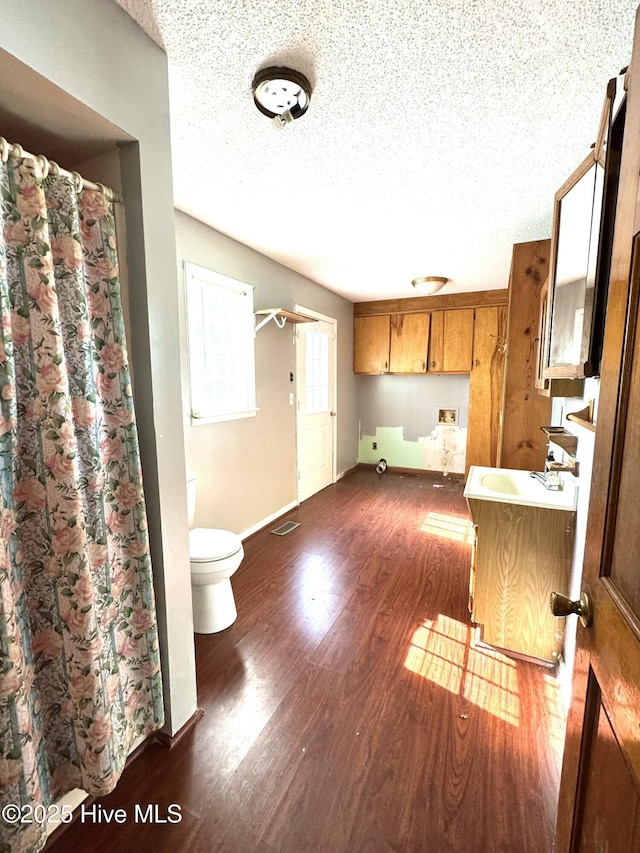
[186,470,197,528]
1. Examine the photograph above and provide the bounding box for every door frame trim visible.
[294,304,338,502]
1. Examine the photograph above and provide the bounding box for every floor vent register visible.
[270,521,300,536]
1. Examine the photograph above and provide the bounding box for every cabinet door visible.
[429,309,474,372]
[466,306,506,471]
[468,498,574,663]
[353,315,390,373]
[389,312,430,373]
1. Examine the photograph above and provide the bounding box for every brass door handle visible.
[550,591,593,628]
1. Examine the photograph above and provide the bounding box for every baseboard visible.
[155,708,205,749]
[336,464,359,481]
[355,462,464,480]
[239,500,299,541]
[237,465,448,542]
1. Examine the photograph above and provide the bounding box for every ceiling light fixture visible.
[252,66,312,128]
[411,276,449,295]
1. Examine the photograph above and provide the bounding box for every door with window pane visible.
[296,315,336,502]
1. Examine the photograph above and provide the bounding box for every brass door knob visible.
[550,591,593,628]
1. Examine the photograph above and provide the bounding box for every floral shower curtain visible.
[0,150,163,852]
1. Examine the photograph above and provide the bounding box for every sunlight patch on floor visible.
[294,553,343,639]
[404,614,520,726]
[212,671,275,775]
[420,511,475,544]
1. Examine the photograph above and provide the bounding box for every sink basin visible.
[464,466,578,511]
[478,472,532,496]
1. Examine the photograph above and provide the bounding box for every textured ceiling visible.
[113,0,638,302]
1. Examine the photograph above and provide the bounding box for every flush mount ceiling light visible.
[411,276,449,295]
[252,66,312,128]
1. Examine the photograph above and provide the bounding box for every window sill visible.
[190,408,259,427]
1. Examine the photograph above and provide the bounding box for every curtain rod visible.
[0,136,122,203]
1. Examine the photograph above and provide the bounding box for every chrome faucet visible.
[530,470,562,490]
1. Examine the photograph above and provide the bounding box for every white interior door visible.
[295,309,336,502]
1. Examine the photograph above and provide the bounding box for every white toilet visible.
[186,471,244,633]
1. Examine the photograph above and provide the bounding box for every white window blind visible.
[185,262,256,422]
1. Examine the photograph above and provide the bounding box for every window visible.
[184,262,256,423]
[305,327,330,414]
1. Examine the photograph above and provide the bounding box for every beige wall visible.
[175,211,359,535]
[1,1,197,734]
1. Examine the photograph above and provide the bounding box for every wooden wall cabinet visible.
[354,310,471,375]
[543,78,623,381]
[354,315,390,373]
[389,312,430,373]
[467,497,576,664]
[428,309,474,372]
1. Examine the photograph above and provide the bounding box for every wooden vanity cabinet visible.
[429,309,474,372]
[389,312,430,373]
[354,315,390,373]
[467,497,575,664]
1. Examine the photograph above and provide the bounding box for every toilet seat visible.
[189,528,243,562]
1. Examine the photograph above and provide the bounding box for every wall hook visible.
[490,334,507,354]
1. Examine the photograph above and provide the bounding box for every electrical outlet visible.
[372,442,377,450]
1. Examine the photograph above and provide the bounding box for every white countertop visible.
[464,466,578,512]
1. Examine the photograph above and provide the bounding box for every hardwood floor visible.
[48,470,565,853]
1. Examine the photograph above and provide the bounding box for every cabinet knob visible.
[422,361,426,371]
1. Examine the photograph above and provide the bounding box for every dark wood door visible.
[555,9,640,850]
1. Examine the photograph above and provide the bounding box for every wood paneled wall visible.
[499,240,553,471]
